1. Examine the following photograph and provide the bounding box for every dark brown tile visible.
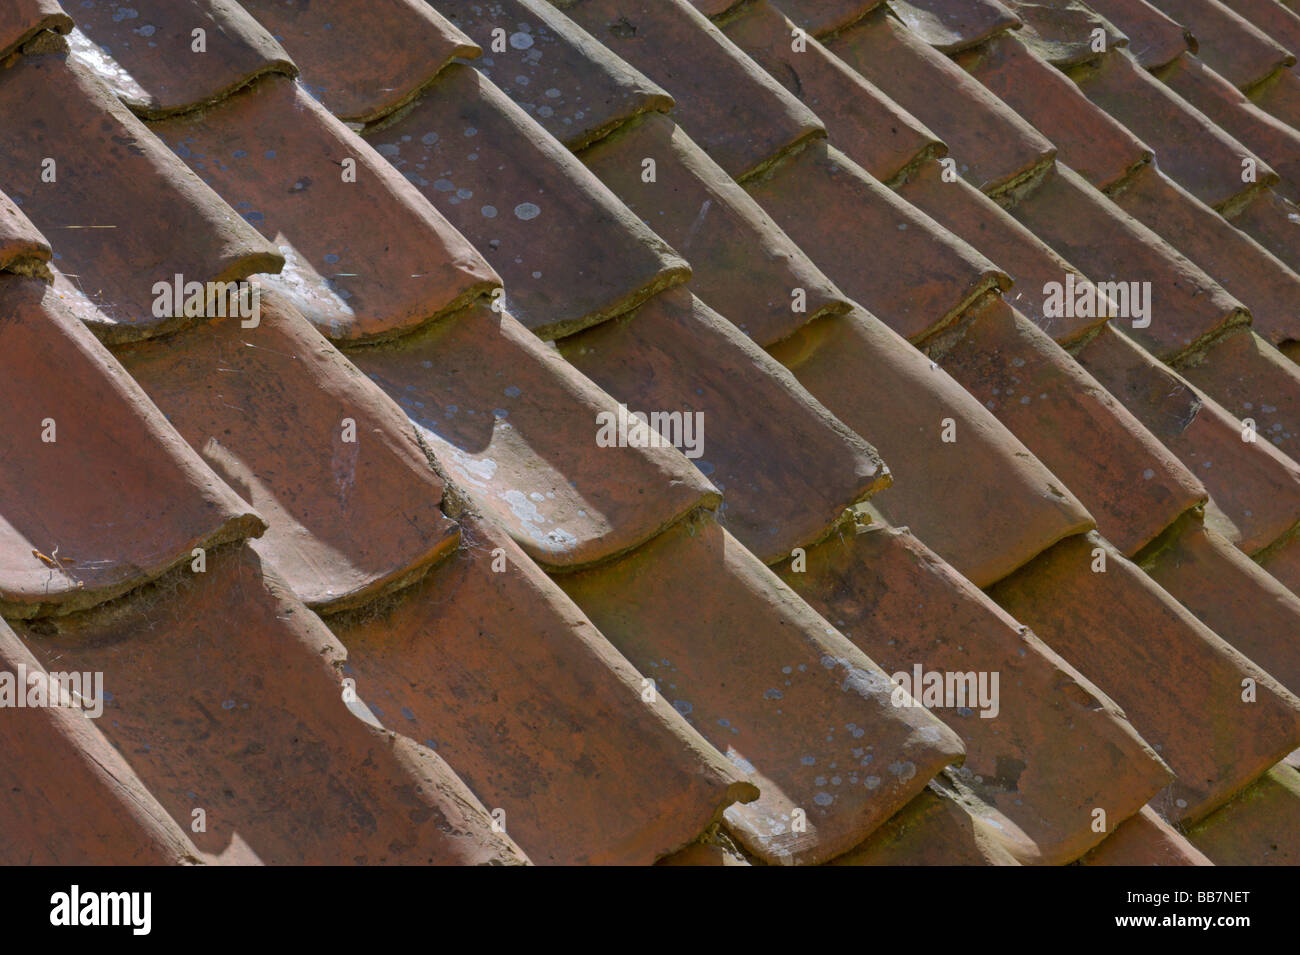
[1148,0,1295,89]
[556,515,966,865]
[891,0,1021,53]
[1084,0,1195,69]
[365,63,687,339]
[1248,61,1300,129]
[1005,0,1125,67]
[240,0,478,122]
[769,0,884,39]
[329,511,755,865]
[1225,178,1300,275]
[768,307,1095,587]
[1184,764,1300,864]
[0,0,71,60]
[1260,532,1300,595]
[0,189,50,276]
[0,275,263,619]
[0,53,282,343]
[830,786,1025,864]
[1079,805,1214,864]
[151,72,499,343]
[1219,0,1300,55]
[346,301,720,570]
[68,0,295,117]
[560,287,888,562]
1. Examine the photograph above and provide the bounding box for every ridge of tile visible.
[768,306,1096,587]
[778,521,1171,864]
[364,62,689,340]
[0,274,265,619]
[149,71,499,343]
[0,51,284,343]
[13,541,530,864]
[720,0,946,183]
[889,0,1024,53]
[1076,323,1300,555]
[0,189,51,278]
[1080,805,1214,864]
[1183,763,1300,864]
[1147,0,1296,90]
[1084,0,1196,68]
[556,0,827,181]
[578,111,851,346]
[957,33,1154,190]
[238,0,479,123]
[560,287,890,563]
[937,296,1209,556]
[0,0,72,61]
[989,530,1300,824]
[767,0,886,39]
[0,619,202,865]
[113,293,463,612]
[346,301,721,570]
[826,6,1058,193]
[745,141,1011,344]
[438,0,676,151]
[329,510,756,864]
[67,0,297,118]
[555,514,966,865]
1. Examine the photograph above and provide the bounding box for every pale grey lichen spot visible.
[514,202,541,220]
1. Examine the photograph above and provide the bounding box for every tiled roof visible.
[2,0,1299,866]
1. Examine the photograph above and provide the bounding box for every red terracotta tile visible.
[1111,164,1300,347]
[689,0,742,17]
[1248,62,1300,128]
[346,301,719,569]
[1219,0,1300,53]
[720,0,945,182]
[364,63,687,339]
[15,542,529,864]
[1159,52,1300,205]
[746,141,1010,343]
[767,307,1094,587]
[439,0,675,150]
[826,7,1057,193]
[0,275,263,619]
[561,0,825,180]
[897,157,1107,342]
[1005,0,1125,66]
[0,190,50,277]
[1220,185,1300,275]
[1006,163,1249,362]
[938,296,1208,555]
[240,0,478,123]
[0,52,282,343]
[556,515,966,865]
[1184,764,1300,864]
[580,112,849,346]
[830,786,1025,864]
[1143,516,1300,696]
[0,0,70,60]
[1080,805,1214,864]
[769,0,884,39]
[778,521,1171,863]
[1076,323,1300,555]
[1084,0,1196,69]
[1068,48,1275,209]
[68,0,295,117]
[0,619,200,865]
[114,294,461,611]
[329,511,755,864]
[1177,326,1300,460]
[957,34,1153,190]
[1260,532,1300,594]
[150,72,498,343]
[989,531,1300,824]
[656,840,751,865]
[1148,0,1295,89]
[560,287,888,562]
[890,0,1021,53]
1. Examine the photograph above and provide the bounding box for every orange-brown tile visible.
[1260,532,1300,594]
[579,112,848,347]
[0,275,263,619]
[1079,805,1214,864]
[330,511,754,865]
[240,0,478,122]
[561,0,825,180]
[347,301,719,569]
[151,72,498,343]
[746,141,1009,343]
[989,531,1300,824]
[556,515,966,865]
[364,63,687,339]
[560,287,888,562]
[1184,764,1300,864]
[830,786,1025,865]
[68,0,295,117]
[0,52,282,343]
[768,307,1095,586]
